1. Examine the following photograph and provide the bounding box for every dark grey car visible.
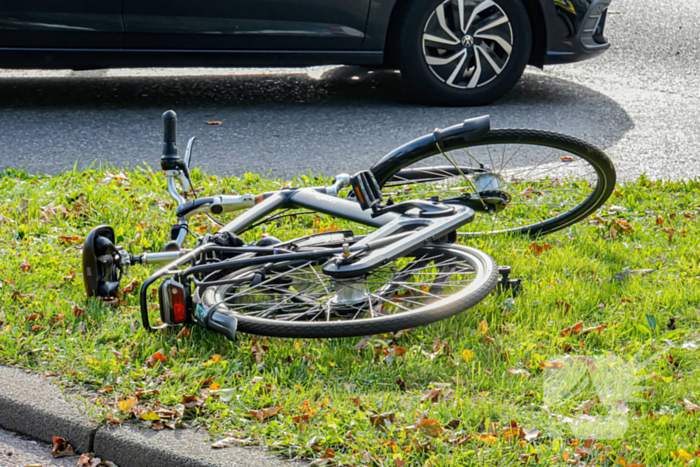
[0,0,610,105]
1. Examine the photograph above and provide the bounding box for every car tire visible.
[395,0,532,106]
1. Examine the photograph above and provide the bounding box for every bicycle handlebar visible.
[161,110,185,171]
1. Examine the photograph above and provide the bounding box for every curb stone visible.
[0,365,97,454]
[0,366,305,467]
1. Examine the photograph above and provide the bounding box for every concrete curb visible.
[0,366,97,454]
[0,365,304,467]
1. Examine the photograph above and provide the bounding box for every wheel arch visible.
[373,0,548,68]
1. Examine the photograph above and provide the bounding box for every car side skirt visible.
[0,48,384,70]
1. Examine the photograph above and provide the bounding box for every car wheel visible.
[395,0,532,106]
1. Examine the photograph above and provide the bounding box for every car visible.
[0,0,610,106]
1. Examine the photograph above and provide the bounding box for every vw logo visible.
[461,35,474,47]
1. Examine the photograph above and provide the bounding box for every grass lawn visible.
[1,167,699,467]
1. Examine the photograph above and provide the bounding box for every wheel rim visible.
[382,137,606,234]
[199,248,480,323]
[422,0,513,89]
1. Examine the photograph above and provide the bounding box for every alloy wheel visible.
[422,0,513,89]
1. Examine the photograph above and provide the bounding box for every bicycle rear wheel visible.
[194,243,497,338]
[373,129,616,236]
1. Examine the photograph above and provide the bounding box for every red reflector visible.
[170,285,186,323]
[173,303,185,322]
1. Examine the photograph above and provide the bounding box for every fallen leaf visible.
[529,243,552,256]
[247,405,281,421]
[561,321,584,336]
[507,369,531,378]
[369,412,398,427]
[122,279,140,294]
[521,453,540,463]
[140,411,160,421]
[671,449,693,463]
[682,398,700,413]
[521,426,540,442]
[478,320,489,336]
[51,436,74,458]
[58,235,83,246]
[77,453,101,467]
[206,121,223,125]
[203,354,222,366]
[462,349,475,362]
[420,388,443,404]
[118,398,137,413]
[542,361,564,370]
[146,349,167,368]
[417,418,443,437]
[212,437,253,449]
[354,335,373,350]
[209,382,221,391]
[152,421,165,431]
[580,324,607,335]
[19,260,31,272]
[395,377,407,392]
[182,393,208,410]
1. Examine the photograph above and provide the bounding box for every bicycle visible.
[82,111,616,341]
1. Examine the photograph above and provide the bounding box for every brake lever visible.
[184,136,196,170]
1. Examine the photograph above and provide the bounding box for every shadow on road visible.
[0,66,633,177]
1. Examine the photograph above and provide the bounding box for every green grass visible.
[1,167,699,467]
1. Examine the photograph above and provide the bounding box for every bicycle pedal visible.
[350,170,383,211]
[496,266,522,297]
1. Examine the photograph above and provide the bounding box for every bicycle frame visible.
[138,173,476,332]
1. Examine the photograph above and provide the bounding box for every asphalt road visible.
[0,0,698,181]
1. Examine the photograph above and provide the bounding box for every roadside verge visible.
[0,365,303,467]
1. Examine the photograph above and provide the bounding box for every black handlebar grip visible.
[207,310,238,342]
[162,110,178,159]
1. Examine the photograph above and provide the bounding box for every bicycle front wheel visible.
[374,129,616,236]
[194,244,497,338]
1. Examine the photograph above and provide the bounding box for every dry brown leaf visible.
[417,418,443,437]
[206,121,223,125]
[19,260,31,272]
[369,412,398,427]
[682,398,700,413]
[560,321,584,336]
[51,436,74,458]
[247,405,281,421]
[146,349,167,368]
[420,388,443,404]
[76,453,101,467]
[122,278,140,294]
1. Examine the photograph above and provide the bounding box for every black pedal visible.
[350,170,383,211]
[496,266,522,296]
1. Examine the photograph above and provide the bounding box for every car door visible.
[122,0,369,50]
[0,1,123,48]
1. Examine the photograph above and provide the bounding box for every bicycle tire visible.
[195,244,497,338]
[372,129,616,236]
